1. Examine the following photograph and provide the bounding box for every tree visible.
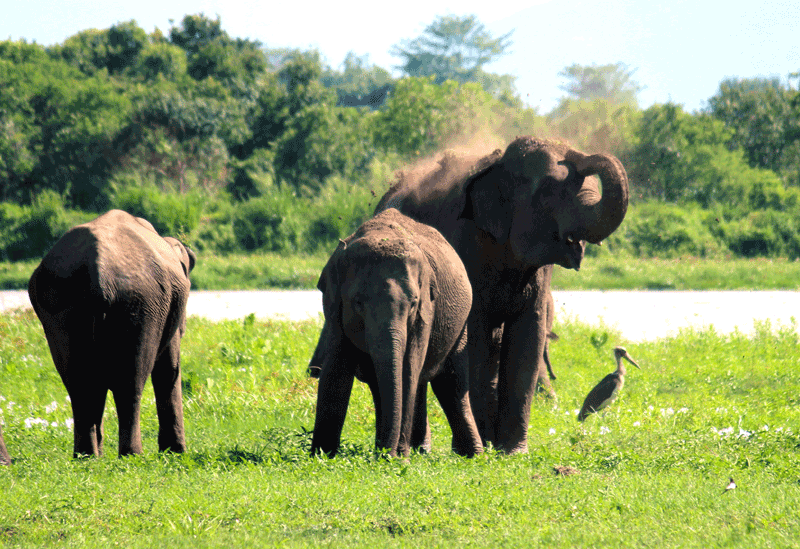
[391,15,513,89]
[708,76,800,186]
[558,62,642,106]
[321,52,394,109]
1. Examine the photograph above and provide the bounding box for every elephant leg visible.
[69,381,108,457]
[311,336,357,457]
[495,305,548,454]
[109,322,161,456]
[468,316,500,447]
[411,383,431,453]
[42,312,107,457]
[431,327,482,457]
[0,425,10,465]
[151,335,186,453]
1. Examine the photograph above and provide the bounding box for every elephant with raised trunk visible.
[28,210,196,457]
[375,137,629,453]
[309,208,482,458]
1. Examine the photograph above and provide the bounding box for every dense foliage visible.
[1,14,799,262]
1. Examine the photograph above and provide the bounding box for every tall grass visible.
[1,309,798,546]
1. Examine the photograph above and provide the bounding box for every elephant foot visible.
[536,376,557,400]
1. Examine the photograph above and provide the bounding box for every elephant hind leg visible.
[41,311,107,457]
[411,383,431,453]
[151,336,186,453]
[431,329,483,457]
[69,382,108,458]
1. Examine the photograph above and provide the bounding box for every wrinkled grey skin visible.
[375,137,628,453]
[28,210,196,457]
[0,426,10,465]
[309,209,482,458]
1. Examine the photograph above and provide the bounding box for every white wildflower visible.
[599,426,611,435]
[738,428,752,439]
[45,401,58,414]
[648,405,654,412]
[549,428,556,435]
[678,407,689,414]
[633,421,641,427]
[65,418,74,430]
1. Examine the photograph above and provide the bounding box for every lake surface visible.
[3,290,798,342]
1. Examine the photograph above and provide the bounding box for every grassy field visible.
[4,254,800,291]
[0,309,798,547]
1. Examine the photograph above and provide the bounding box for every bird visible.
[578,346,640,422]
[723,477,736,494]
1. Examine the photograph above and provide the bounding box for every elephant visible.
[375,137,629,453]
[28,210,196,457]
[0,426,10,465]
[308,208,482,458]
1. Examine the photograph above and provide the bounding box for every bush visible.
[110,183,204,237]
[232,189,303,252]
[604,201,725,258]
[0,191,94,260]
[718,210,800,259]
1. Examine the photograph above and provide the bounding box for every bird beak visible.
[622,352,640,369]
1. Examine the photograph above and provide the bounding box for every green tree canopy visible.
[707,76,800,186]
[558,62,642,105]
[391,15,513,89]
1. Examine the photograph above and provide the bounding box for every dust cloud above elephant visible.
[28,210,196,457]
[375,137,629,453]
[309,208,482,458]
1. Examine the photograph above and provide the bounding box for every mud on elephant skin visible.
[375,137,629,453]
[309,208,482,458]
[28,210,196,457]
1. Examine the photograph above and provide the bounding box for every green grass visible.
[4,254,800,291]
[1,309,798,547]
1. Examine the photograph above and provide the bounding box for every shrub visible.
[110,183,204,237]
[604,201,725,258]
[232,189,303,252]
[0,191,94,260]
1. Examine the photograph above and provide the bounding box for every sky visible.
[3,0,799,113]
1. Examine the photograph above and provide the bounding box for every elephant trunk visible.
[367,318,407,457]
[566,150,629,244]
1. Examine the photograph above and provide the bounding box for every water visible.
[4,290,798,342]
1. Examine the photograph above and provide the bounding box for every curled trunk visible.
[565,149,629,244]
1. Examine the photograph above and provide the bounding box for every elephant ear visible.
[318,243,345,321]
[461,166,512,244]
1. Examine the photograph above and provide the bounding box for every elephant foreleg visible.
[151,335,186,453]
[468,317,500,447]
[495,305,548,454]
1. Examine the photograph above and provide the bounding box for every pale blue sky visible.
[3,0,798,113]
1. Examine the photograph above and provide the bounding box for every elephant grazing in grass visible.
[309,208,482,458]
[375,137,629,453]
[28,210,196,457]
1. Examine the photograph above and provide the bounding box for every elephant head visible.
[462,137,628,270]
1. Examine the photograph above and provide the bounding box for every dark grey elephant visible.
[375,137,629,453]
[0,426,10,465]
[28,210,196,457]
[309,208,482,458]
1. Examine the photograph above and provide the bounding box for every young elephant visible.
[28,210,196,457]
[309,208,482,458]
